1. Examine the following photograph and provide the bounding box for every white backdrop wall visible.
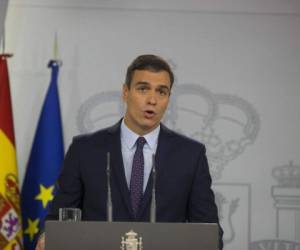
[4,0,300,249]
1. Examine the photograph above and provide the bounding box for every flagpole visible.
[53,32,62,66]
[1,25,12,57]
[2,23,5,54]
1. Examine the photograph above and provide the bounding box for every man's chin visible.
[140,121,159,133]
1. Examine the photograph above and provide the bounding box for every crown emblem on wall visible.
[272,161,300,188]
[77,84,260,180]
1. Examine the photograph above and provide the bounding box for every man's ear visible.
[122,83,129,101]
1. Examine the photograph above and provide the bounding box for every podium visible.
[45,221,218,250]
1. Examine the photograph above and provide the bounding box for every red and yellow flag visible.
[0,54,23,250]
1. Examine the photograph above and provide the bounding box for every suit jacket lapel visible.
[107,120,135,219]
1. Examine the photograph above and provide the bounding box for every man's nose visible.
[147,92,157,105]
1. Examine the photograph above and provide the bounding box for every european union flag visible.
[21,60,64,250]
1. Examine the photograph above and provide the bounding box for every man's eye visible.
[137,86,148,92]
[158,89,168,96]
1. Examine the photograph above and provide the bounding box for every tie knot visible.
[136,137,146,148]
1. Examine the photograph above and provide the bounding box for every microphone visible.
[106,152,113,222]
[150,154,156,223]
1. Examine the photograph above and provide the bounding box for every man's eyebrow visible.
[134,82,170,91]
[157,85,170,91]
[135,81,150,86]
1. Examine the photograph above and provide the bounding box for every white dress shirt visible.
[120,119,160,192]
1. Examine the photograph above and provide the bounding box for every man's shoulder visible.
[72,121,120,146]
[160,124,205,151]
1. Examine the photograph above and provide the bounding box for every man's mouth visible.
[143,110,156,118]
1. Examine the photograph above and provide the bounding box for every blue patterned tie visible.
[130,137,146,216]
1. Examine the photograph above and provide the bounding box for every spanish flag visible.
[0,54,23,250]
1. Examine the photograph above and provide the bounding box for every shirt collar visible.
[121,119,160,150]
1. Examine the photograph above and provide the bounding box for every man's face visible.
[123,69,171,135]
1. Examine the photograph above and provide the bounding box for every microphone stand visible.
[106,152,113,222]
[150,154,156,223]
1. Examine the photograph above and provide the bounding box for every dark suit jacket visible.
[47,120,223,248]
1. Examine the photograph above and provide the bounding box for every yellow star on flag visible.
[35,184,55,208]
[24,218,39,241]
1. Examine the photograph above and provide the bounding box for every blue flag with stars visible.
[21,60,64,250]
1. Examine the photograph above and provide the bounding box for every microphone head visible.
[106,152,110,172]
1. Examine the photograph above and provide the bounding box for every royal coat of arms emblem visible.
[0,175,22,250]
[121,230,143,250]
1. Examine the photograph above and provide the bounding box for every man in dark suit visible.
[36,54,223,249]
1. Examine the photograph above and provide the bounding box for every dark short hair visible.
[125,54,174,88]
